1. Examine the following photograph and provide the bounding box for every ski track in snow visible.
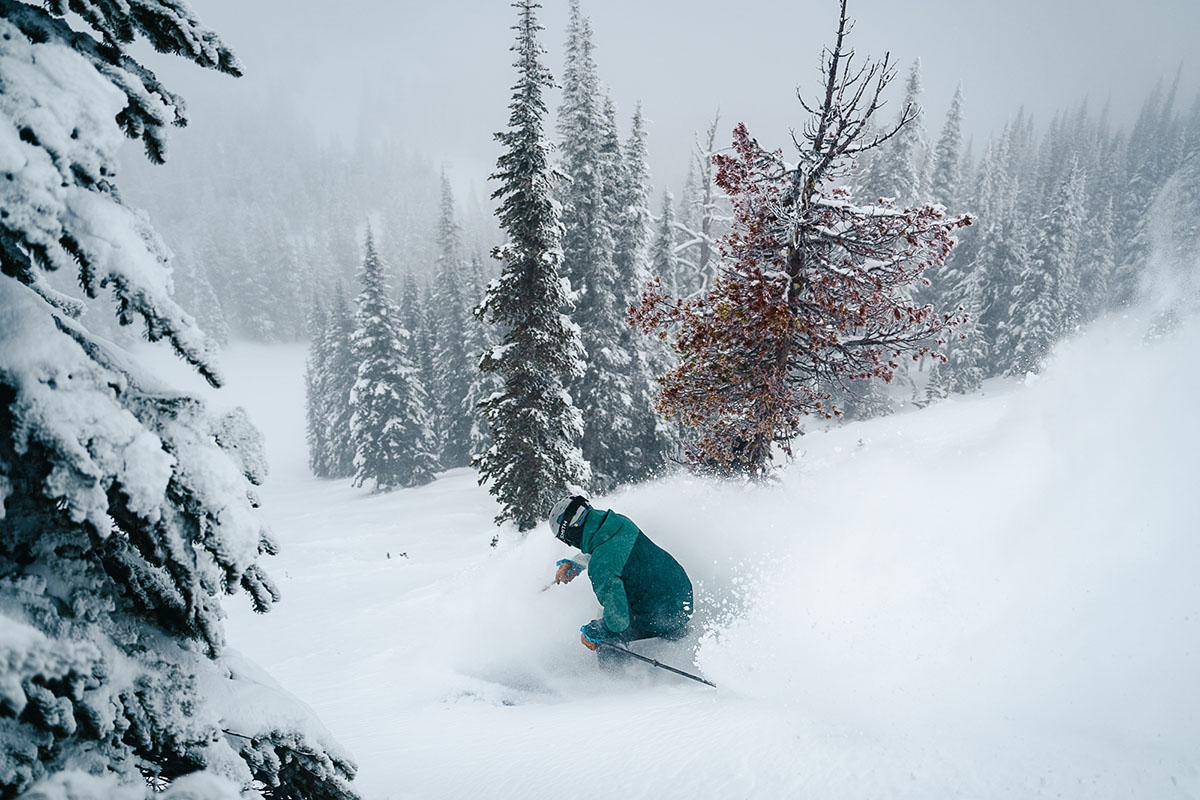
[137,315,1200,799]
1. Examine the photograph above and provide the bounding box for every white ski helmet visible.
[549,495,591,544]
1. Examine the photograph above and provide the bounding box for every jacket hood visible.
[579,510,620,554]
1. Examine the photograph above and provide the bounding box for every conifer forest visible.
[1,0,1197,798]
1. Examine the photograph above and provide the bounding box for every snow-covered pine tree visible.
[914,84,967,349]
[962,133,1028,378]
[1111,82,1182,307]
[418,281,441,427]
[305,294,335,476]
[650,189,682,298]
[1004,162,1086,376]
[399,270,438,430]
[350,232,437,491]
[921,358,950,405]
[860,58,927,206]
[1032,112,1067,205]
[556,0,609,297]
[632,0,968,477]
[0,3,358,798]
[913,85,968,326]
[186,228,235,344]
[612,104,653,302]
[1078,194,1116,323]
[463,253,499,460]
[610,102,673,483]
[431,173,476,469]
[648,189,686,298]
[1002,109,1040,223]
[323,280,359,478]
[942,257,990,395]
[952,138,1004,276]
[477,0,589,530]
[974,217,1030,377]
[557,7,655,490]
[173,256,231,346]
[304,281,357,480]
[929,85,965,210]
[569,95,641,491]
[837,373,896,421]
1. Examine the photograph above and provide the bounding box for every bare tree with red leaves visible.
[630,0,971,478]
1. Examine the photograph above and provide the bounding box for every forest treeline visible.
[263,0,1200,501]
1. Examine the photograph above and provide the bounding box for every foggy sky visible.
[157,0,1198,200]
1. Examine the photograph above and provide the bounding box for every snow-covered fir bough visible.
[0,2,358,798]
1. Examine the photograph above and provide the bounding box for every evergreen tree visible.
[838,375,896,420]
[476,0,589,530]
[0,4,357,798]
[930,85,965,210]
[943,259,990,395]
[1078,195,1116,322]
[1004,163,1085,375]
[463,253,500,460]
[432,173,476,469]
[612,104,653,300]
[1112,83,1183,306]
[921,84,966,310]
[962,133,1026,377]
[556,9,663,489]
[174,255,231,346]
[418,281,441,424]
[1003,109,1039,222]
[305,295,335,476]
[570,95,640,491]
[861,58,926,205]
[304,281,360,481]
[650,189,682,297]
[922,358,950,405]
[976,213,1031,376]
[556,0,608,296]
[324,281,359,478]
[399,271,438,423]
[609,101,673,484]
[350,232,437,491]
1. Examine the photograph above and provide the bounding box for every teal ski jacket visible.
[575,509,693,642]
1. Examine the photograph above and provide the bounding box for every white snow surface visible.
[139,313,1200,799]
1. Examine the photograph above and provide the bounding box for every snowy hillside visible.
[146,310,1200,799]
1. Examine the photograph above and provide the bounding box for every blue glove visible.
[580,625,602,651]
[554,559,582,584]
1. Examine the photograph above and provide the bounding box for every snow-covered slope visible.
[145,312,1200,799]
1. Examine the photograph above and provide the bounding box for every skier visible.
[549,495,694,663]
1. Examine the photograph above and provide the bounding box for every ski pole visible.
[598,641,717,688]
